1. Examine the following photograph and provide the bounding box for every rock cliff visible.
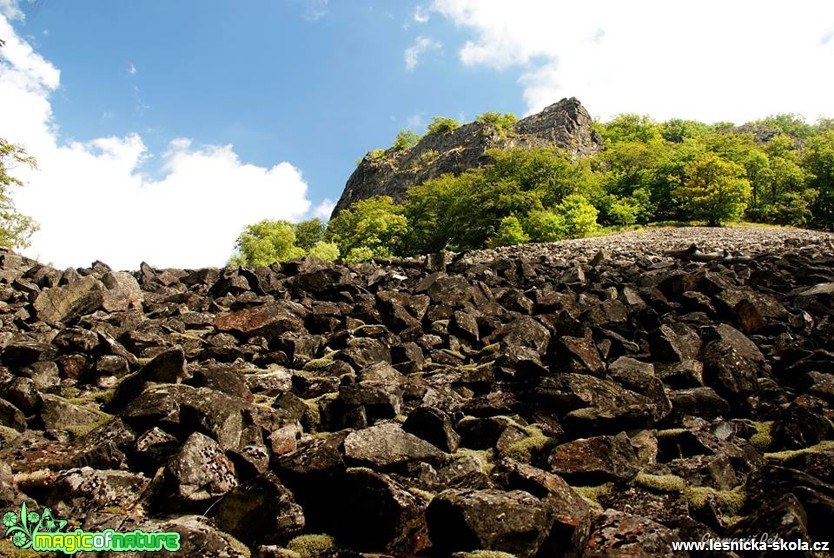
[331,97,602,218]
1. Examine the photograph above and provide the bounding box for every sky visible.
[1,0,833,270]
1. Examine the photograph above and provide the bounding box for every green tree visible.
[294,218,326,250]
[487,215,529,248]
[307,241,340,261]
[755,113,815,139]
[523,209,567,242]
[557,194,599,236]
[327,196,408,261]
[660,119,709,143]
[0,139,39,249]
[426,116,460,135]
[596,114,661,145]
[672,152,752,226]
[392,130,420,151]
[476,112,518,135]
[804,130,834,229]
[231,219,305,266]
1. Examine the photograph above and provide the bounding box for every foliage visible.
[418,149,440,165]
[231,219,305,266]
[523,209,567,242]
[755,113,816,139]
[392,129,420,151]
[672,153,751,225]
[294,218,327,250]
[804,130,834,229]
[487,215,529,248]
[307,241,339,261]
[426,116,460,135]
[557,194,599,236]
[476,111,518,135]
[327,196,408,261]
[596,114,661,145]
[368,148,386,160]
[660,119,709,143]
[0,139,39,249]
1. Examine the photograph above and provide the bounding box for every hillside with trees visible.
[230,103,834,265]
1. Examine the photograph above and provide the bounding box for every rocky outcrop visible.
[332,97,602,218]
[0,226,833,556]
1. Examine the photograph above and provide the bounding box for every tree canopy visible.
[0,139,39,249]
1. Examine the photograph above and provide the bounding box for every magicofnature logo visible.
[4,502,180,554]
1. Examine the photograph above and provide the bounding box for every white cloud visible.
[313,198,336,220]
[1,13,314,270]
[404,35,441,71]
[413,6,430,23]
[406,112,425,130]
[302,0,328,21]
[430,0,834,123]
[127,61,136,76]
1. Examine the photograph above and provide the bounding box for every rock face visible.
[331,97,602,217]
[0,226,833,557]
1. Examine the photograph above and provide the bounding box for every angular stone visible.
[771,395,833,451]
[164,431,237,507]
[584,509,685,558]
[403,406,461,453]
[213,301,306,336]
[101,271,143,312]
[548,433,640,483]
[209,472,305,547]
[33,275,104,323]
[343,423,445,468]
[426,488,551,558]
[330,468,426,553]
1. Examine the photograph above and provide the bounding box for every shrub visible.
[523,209,566,242]
[558,194,599,237]
[477,112,518,135]
[487,215,529,248]
[307,241,339,261]
[392,129,420,150]
[426,116,460,135]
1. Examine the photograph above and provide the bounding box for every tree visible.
[230,220,305,266]
[0,139,39,249]
[307,241,339,261]
[660,119,709,143]
[557,194,599,236]
[523,209,567,242]
[426,116,460,135]
[804,130,834,229]
[392,130,420,151]
[487,215,529,248]
[327,196,408,261]
[294,218,326,251]
[596,114,661,145]
[476,112,518,136]
[672,153,752,226]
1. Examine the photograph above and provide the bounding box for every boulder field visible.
[1,226,833,557]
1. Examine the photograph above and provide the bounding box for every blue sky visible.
[1,0,833,269]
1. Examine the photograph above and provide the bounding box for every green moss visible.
[632,472,686,493]
[478,343,501,354]
[408,487,435,502]
[571,483,612,515]
[501,427,553,464]
[655,428,688,438]
[0,539,58,557]
[685,485,746,517]
[302,354,335,371]
[287,534,336,558]
[454,448,496,475]
[453,551,519,558]
[764,440,834,461]
[67,387,117,406]
[300,399,322,433]
[749,421,774,452]
[63,411,114,439]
